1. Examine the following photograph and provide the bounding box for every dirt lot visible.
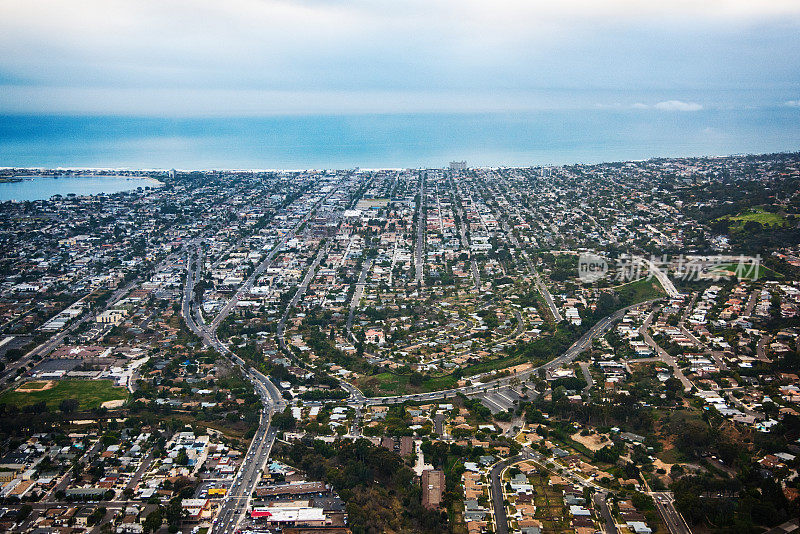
[16,380,55,392]
[570,431,613,451]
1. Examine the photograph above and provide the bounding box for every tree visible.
[165,497,185,530]
[60,398,80,413]
[18,504,32,521]
[143,509,162,534]
[87,507,107,526]
[409,371,424,387]
[5,348,23,362]
[175,447,189,466]
[272,407,296,430]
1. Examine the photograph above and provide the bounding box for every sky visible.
[0,0,799,116]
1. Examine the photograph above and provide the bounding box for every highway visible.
[181,243,285,534]
[651,491,693,534]
[534,271,562,322]
[351,300,657,406]
[213,424,278,534]
[636,256,680,299]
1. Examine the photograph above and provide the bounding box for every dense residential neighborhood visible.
[0,152,799,533]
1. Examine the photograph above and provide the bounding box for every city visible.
[0,152,799,533]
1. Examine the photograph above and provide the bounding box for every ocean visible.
[1,108,798,170]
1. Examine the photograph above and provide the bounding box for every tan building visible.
[96,308,128,325]
[421,469,444,509]
[400,436,414,457]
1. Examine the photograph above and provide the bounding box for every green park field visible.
[0,379,128,411]
[720,207,787,228]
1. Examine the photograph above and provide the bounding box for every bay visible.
[0,175,163,202]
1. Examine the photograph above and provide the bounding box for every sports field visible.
[0,379,128,410]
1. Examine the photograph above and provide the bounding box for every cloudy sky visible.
[1,0,799,116]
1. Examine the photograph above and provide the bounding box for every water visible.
[0,175,163,202]
[0,108,798,170]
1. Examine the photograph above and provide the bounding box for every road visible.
[415,173,426,285]
[639,307,693,392]
[763,518,800,534]
[489,453,529,534]
[214,425,278,534]
[498,218,560,322]
[593,492,618,534]
[358,300,656,406]
[579,361,594,392]
[486,441,622,534]
[346,258,373,338]
[450,177,480,292]
[637,256,680,298]
[757,334,771,361]
[433,413,445,438]
[2,281,134,387]
[651,491,693,534]
[210,188,337,330]
[489,447,604,534]
[721,388,764,421]
[181,244,285,534]
[2,247,190,389]
[124,451,154,493]
[276,241,331,354]
[534,271,563,322]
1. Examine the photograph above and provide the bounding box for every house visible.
[627,521,652,534]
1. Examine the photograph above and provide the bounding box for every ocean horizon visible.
[1,108,799,170]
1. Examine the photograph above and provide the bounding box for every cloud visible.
[630,101,702,111]
[0,1,798,115]
[785,100,800,107]
[0,86,594,116]
[654,100,703,111]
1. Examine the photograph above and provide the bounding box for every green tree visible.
[175,448,189,466]
[60,398,80,413]
[143,509,162,534]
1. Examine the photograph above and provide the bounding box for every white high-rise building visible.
[449,161,467,171]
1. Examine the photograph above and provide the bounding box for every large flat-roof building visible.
[422,469,444,509]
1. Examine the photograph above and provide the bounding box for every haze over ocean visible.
[2,108,798,170]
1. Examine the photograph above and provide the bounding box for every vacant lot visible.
[616,277,666,306]
[728,208,786,227]
[357,372,459,397]
[712,262,782,280]
[0,379,127,410]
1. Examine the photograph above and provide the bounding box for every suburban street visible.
[639,307,693,392]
